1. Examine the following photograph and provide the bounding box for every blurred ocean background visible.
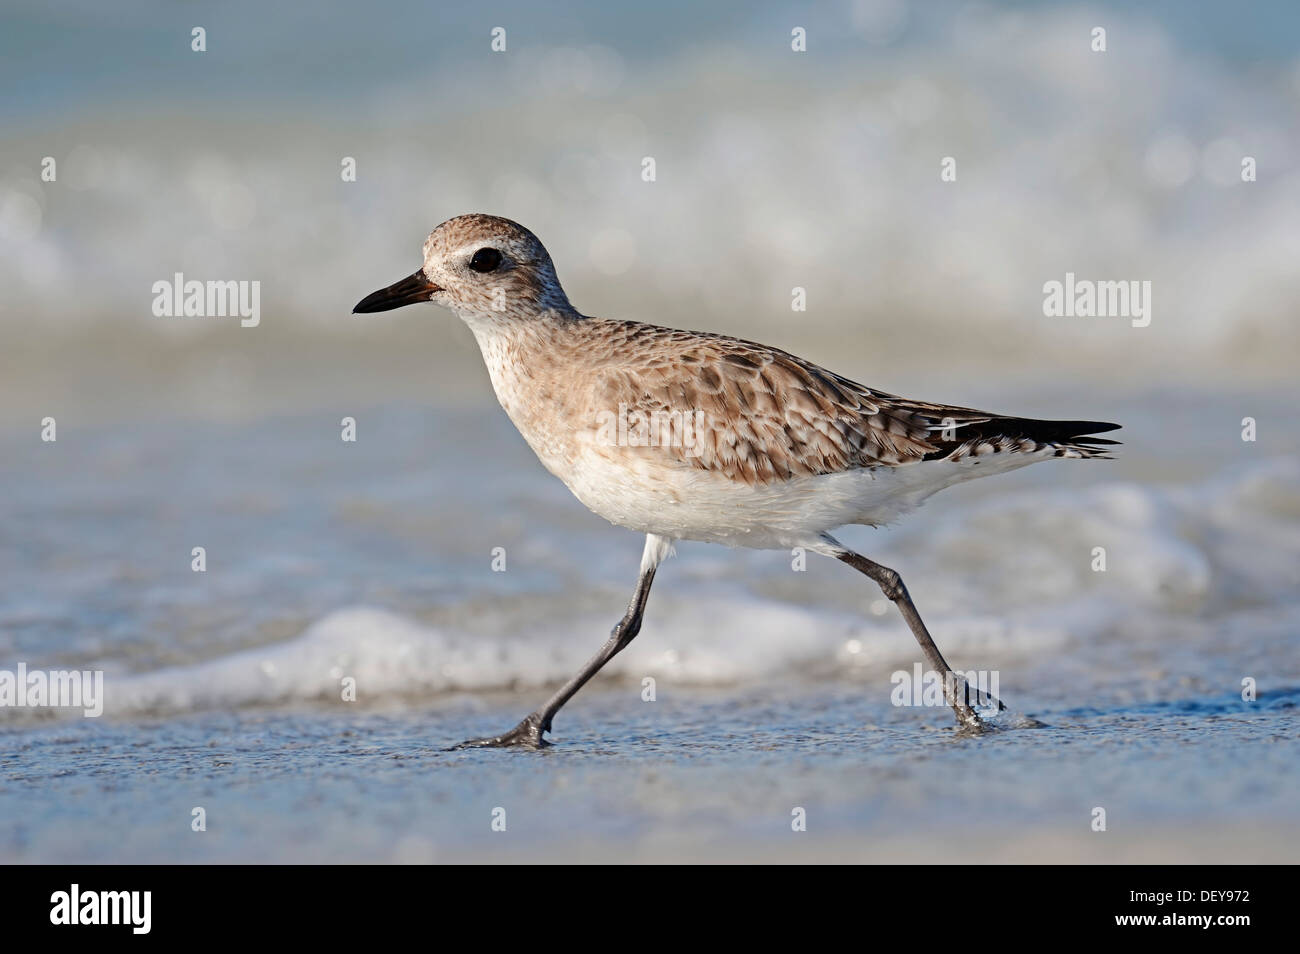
[1,0,1297,862]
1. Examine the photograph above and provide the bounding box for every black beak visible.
[353,270,441,314]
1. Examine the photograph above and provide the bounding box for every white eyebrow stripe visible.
[450,241,500,260]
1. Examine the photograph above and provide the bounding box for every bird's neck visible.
[461,306,583,399]
[461,309,594,478]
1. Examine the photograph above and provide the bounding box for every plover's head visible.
[353,213,574,320]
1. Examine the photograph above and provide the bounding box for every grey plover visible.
[354,213,1120,747]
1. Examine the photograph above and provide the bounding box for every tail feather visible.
[921,417,1122,462]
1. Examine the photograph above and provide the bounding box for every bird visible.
[354,213,1120,748]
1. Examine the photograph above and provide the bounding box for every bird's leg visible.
[450,535,667,750]
[833,547,990,730]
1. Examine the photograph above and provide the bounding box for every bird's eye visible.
[468,247,502,273]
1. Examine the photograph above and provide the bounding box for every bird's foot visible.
[950,701,986,733]
[447,713,550,750]
[946,674,1006,733]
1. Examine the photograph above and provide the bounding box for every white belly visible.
[556,441,1052,550]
